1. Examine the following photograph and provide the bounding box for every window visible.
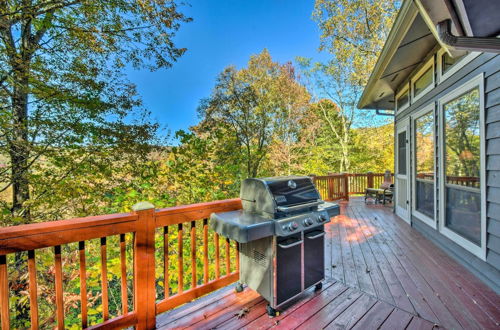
[411,58,434,102]
[437,49,481,82]
[439,73,485,259]
[397,131,407,175]
[442,52,462,74]
[414,108,435,224]
[443,87,481,244]
[414,68,433,96]
[396,85,409,112]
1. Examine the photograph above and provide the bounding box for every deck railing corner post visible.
[132,202,156,330]
[342,173,349,201]
[367,171,374,188]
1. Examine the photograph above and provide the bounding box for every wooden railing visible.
[0,173,391,329]
[0,199,242,329]
[312,172,394,201]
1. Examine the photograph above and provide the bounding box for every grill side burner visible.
[210,176,340,316]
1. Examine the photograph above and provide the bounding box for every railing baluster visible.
[225,238,230,275]
[215,232,220,279]
[28,250,38,329]
[120,234,128,314]
[100,237,109,321]
[235,241,240,273]
[0,255,9,329]
[178,223,184,293]
[79,241,87,328]
[190,221,197,288]
[203,219,209,284]
[163,227,169,298]
[54,245,64,330]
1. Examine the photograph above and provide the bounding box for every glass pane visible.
[398,131,407,175]
[444,87,480,188]
[415,111,434,218]
[414,67,433,96]
[443,86,481,246]
[397,89,409,110]
[445,186,481,245]
[416,181,434,218]
[442,52,464,74]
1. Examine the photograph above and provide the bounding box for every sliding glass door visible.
[439,74,485,259]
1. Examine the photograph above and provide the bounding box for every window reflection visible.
[397,89,409,110]
[415,112,434,219]
[443,87,481,245]
[414,67,433,96]
[444,88,480,188]
[442,52,465,74]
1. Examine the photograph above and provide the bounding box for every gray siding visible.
[395,53,500,293]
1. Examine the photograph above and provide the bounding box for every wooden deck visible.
[156,198,500,329]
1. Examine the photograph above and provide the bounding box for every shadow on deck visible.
[156,198,500,329]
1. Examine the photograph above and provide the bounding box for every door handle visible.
[306,232,325,240]
[278,240,303,249]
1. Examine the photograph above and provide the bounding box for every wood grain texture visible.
[0,255,9,330]
[163,227,169,298]
[155,199,242,227]
[100,237,109,321]
[215,232,220,279]
[190,221,196,289]
[120,234,128,314]
[203,219,209,284]
[28,250,39,329]
[79,241,88,328]
[54,245,64,330]
[177,223,183,294]
[133,207,156,330]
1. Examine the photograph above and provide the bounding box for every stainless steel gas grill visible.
[210,176,340,316]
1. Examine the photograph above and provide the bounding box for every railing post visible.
[327,173,334,201]
[343,173,349,201]
[133,202,156,330]
[367,171,374,189]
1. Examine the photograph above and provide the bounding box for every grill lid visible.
[240,176,321,218]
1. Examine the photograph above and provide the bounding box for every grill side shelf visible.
[209,210,275,243]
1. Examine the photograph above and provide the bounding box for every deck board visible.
[156,198,500,329]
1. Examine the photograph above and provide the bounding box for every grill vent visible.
[253,250,267,267]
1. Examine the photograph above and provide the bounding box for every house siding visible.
[395,53,500,293]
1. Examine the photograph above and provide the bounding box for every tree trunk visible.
[10,64,31,223]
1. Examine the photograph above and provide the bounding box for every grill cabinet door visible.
[276,234,302,305]
[304,228,325,288]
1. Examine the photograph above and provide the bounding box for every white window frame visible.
[411,57,435,103]
[395,83,410,113]
[438,73,486,260]
[411,103,436,228]
[437,49,481,83]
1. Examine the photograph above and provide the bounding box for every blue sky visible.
[125,0,330,134]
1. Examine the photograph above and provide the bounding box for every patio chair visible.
[365,170,393,204]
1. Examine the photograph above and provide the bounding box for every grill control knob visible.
[288,222,299,231]
[303,218,314,226]
[318,215,328,222]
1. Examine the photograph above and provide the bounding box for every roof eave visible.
[357,1,419,110]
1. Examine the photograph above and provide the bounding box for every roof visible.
[357,0,500,110]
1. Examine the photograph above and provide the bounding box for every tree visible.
[0,1,191,223]
[313,0,400,85]
[197,49,310,178]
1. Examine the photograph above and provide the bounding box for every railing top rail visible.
[0,212,136,240]
[155,198,242,227]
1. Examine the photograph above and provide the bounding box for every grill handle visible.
[278,240,303,249]
[306,232,325,240]
[276,201,324,212]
